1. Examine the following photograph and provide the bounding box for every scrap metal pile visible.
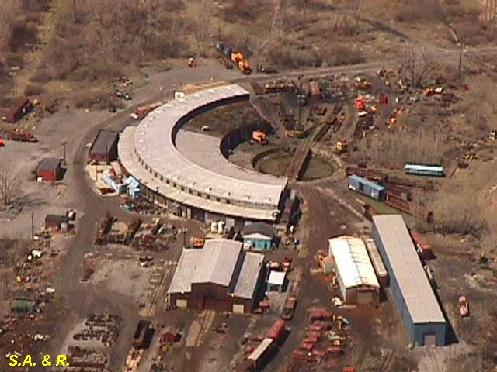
[289,307,350,370]
[65,314,121,372]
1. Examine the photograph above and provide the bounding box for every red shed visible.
[36,158,63,182]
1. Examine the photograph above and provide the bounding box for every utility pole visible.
[31,211,34,241]
[458,40,464,81]
[61,141,67,165]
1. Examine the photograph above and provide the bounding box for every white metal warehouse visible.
[118,84,287,222]
[328,236,380,305]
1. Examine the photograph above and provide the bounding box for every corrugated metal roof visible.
[328,236,379,289]
[37,158,61,172]
[90,129,118,155]
[193,239,242,285]
[233,252,264,299]
[167,249,201,294]
[118,127,278,220]
[372,215,445,324]
[131,84,286,207]
[167,239,264,299]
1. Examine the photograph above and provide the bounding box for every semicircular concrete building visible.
[118,84,287,223]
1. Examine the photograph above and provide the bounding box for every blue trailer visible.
[348,175,386,201]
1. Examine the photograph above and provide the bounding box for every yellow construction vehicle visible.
[335,140,348,154]
[250,130,268,145]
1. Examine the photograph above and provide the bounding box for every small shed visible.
[89,129,119,164]
[45,214,69,232]
[36,158,63,182]
[267,270,287,292]
[243,222,276,250]
[11,291,35,314]
[328,236,380,305]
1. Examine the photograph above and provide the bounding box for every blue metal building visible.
[242,222,276,250]
[348,175,386,201]
[372,215,447,346]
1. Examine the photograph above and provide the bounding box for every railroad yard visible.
[2,1,497,372]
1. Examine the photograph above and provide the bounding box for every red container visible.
[266,319,286,342]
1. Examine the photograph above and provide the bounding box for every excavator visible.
[250,130,268,145]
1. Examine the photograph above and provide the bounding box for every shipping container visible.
[404,163,444,177]
[348,175,386,201]
[266,319,286,343]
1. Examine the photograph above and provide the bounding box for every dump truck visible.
[215,42,251,74]
[250,130,267,145]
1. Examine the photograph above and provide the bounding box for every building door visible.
[204,298,230,312]
[424,333,437,346]
[357,290,373,305]
[176,299,187,308]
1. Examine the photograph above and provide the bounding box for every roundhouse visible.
[118,84,287,223]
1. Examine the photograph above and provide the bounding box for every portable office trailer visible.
[372,215,447,346]
[348,175,386,201]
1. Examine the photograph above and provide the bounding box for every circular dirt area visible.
[254,149,335,181]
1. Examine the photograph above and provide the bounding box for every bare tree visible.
[400,49,432,88]
[0,167,17,207]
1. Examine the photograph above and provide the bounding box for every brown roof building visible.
[167,239,265,314]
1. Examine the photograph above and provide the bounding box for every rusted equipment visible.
[95,212,114,245]
[281,296,297,320]
[345,166,387,182]
[132,102,162,120]
[189,237,205,248]
[309,308,333,321]
[4,97,32,123]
